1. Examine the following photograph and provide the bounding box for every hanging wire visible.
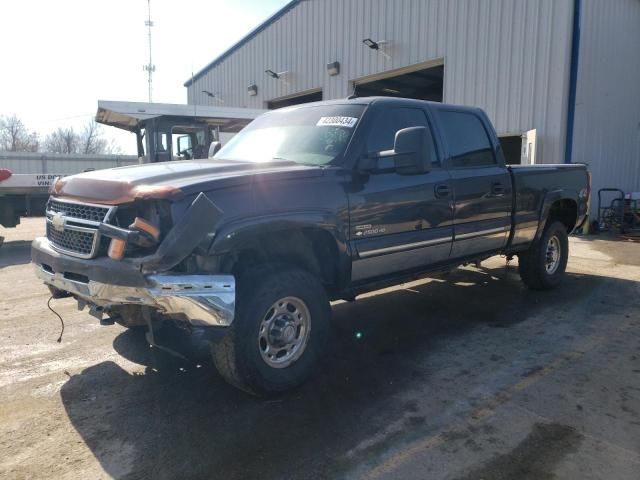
[47,296,65,343]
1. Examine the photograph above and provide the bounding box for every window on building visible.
[267,90,323,110]
[437,111,496,168]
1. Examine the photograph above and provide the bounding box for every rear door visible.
[434,108,512,259]
[348,106,453,282]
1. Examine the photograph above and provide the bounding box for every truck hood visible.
[51,159,323,205]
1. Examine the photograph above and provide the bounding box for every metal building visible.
[185,0,640,205]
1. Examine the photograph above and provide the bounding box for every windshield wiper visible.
[269,157,299,165]
[213,157,300,165]
[212,157,251,163]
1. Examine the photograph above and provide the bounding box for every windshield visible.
[214,104,365,166]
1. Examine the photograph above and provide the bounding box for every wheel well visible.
[547,199,578,233]
[222,228,341,291]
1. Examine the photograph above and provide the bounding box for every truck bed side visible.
[507,164,590,251]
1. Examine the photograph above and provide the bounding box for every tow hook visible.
[82,302,120,326]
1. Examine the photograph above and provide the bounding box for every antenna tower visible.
[143,0,156,102]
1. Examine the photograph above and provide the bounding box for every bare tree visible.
[79,119,122,154]
[1,115,121,155]
[44,127,78,154]
[0,114,39,152]
[80,119,105,154]
[102,137,123,155]
[43,120,121,155]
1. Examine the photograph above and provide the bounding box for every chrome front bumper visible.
[35,265,236,327]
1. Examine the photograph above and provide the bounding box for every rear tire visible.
[518,220,569,290]
[212,265,331,396]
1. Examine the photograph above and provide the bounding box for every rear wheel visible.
[212,265,331,395]
[518,220,569,290]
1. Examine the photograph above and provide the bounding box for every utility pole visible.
[143,0,155,102]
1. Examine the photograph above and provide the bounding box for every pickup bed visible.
[32,97,589,394]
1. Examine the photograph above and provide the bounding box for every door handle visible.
[434,184,450,198]
[491,182,505,196]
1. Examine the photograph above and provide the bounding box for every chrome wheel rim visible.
[545,235,561,274]
[258,296,311,369]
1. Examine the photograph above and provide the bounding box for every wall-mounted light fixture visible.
[362,38,391,59]
[247,84,258,96]
[202,90,224,103]
[362,38,379,50]
[265,70,291,81]
[326,61,340,76]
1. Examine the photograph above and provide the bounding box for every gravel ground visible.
[0,218,639,480]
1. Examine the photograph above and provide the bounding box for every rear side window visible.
[367,107,438,165]
[437,111,496,168]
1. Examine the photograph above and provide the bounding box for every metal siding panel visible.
[313,0,322,90]
[187,0,574,165]
[409,0,420,65]
[0,154,137,174]
[573,0,640,208]
[543,0,574,165]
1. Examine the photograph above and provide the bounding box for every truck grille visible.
[46,223,97,257]
[45,198,115,259]
[47,198,111,223]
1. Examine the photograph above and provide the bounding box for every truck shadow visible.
[0,240,32,268]
[59,264,630,479]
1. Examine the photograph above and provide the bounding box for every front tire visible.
[518,220,569,290]
[212,265,331,395]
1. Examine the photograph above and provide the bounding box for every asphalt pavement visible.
[1,218,639,479]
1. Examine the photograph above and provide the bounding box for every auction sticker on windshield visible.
[316,116,358,128]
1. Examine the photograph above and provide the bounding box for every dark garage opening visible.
[268,90,323,110]
[354,64,444,102]
[499,135,522,165]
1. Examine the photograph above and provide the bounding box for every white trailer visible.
[0,152,137,231]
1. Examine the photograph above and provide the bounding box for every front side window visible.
[214,104,365,166]
[437,111,496,168]
[367,107,438,165]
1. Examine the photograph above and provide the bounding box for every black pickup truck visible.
[32,97,589,394]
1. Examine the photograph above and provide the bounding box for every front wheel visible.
[211,266,331,395]
[518,220,569,290]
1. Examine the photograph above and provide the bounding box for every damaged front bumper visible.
[33,255,235,327]
[31,192,235,327]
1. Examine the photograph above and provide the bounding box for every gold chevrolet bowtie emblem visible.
[51,212,66,232]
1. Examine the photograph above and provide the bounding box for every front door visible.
[434,108,513,259]
[349,106,453,282]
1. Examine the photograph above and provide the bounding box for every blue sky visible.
[0,0,290,153]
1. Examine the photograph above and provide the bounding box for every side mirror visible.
[391,126,431,175]
[360,126,431,175]
[208,141,222,158]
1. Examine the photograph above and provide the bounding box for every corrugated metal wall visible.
[572,0,640,200]
[187,0,575,165]
[0,152,138,175]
